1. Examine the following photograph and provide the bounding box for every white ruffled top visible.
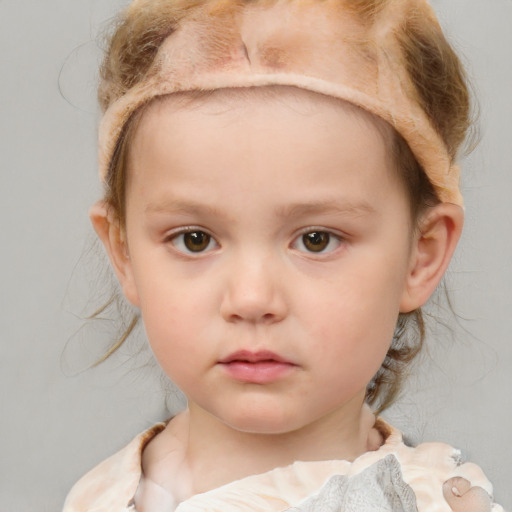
[63,420,504,512]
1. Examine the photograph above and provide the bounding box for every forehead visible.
[133,86,395,151]
[126,86,403,210]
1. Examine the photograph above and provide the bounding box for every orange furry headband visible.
[99,0,464,206]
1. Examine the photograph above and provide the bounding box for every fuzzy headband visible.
[99,0,463,206]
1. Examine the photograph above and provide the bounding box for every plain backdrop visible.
[1,0,511,510]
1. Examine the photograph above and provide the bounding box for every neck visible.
[185,394,377,493]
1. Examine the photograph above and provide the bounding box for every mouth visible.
[219,350,294,365]
[218,350,298,384]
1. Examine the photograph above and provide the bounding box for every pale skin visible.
[91,86,463,500]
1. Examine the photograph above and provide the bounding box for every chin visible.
[219,403,307,435]
[227,418,298,435]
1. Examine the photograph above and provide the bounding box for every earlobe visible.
[400,203,464,313]
[89,201,140,307]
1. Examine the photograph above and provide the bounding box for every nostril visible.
[228,313,244,323]
[228,312,274,324]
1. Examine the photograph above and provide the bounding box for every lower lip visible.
[219,361,296,384]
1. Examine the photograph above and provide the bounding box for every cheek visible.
[134,269,232,393]
[306,270,403,339]
[132,270,209,370]
[300,258,408,374]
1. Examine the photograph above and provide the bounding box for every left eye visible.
[170,230,218,254]
[292,231,342,254]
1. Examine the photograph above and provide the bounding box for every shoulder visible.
[376,420,504,512]
[63,423,165,512]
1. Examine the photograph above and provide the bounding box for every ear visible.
[400,203,464,313]
[89,201,140,307]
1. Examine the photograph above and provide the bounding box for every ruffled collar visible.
[63,418,499,512]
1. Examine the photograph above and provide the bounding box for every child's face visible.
[121,88,415,434]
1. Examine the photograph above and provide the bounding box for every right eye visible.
[169,230,219,254]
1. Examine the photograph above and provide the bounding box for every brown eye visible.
[183,231,211,252]
[170,230,217,254]
[302,232,330,252]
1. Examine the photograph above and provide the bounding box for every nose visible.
[220,251,288,325]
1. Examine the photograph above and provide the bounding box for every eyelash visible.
[166,227,219,255]
[165,227,345,256]
[291,228,345,255]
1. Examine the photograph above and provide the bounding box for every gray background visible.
[1,0,510,510]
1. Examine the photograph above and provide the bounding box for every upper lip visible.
[218,350,295,365]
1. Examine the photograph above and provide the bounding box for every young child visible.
[63,0,504,511]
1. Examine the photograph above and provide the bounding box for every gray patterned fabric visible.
[286,455,418,512]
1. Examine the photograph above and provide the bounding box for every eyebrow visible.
[145,198,376,219]
[145,200,226,218]
[275,199,376,219]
